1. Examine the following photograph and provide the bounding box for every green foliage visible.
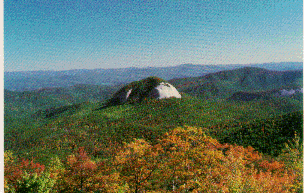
[4,84,118,120]
[278,132,303,168]
[35,103,83,118]
[213,111,303,156]
[5,95,302,164]
[277,133,303,192]
[14,172,55,193]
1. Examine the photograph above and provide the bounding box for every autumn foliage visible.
[5,127,303,192]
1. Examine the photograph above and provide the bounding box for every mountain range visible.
[5,62,302,91]
[170,67,303,99]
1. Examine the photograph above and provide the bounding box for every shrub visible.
[15,172,55,193]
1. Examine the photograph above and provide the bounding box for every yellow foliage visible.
[5,126,302,192]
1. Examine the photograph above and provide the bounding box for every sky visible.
[4,0,303,72]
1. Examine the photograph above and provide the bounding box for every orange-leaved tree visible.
[157,126,230,192]
[115,138,162,193]
[55,147,121,193]
[56,147,98,192]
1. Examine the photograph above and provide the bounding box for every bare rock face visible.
[107,77,181,106]
[279,88,303,96]
[149,82,181,99]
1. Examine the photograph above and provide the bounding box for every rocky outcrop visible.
[107,77,181,106]
[279,88,303,96]
[149,82,181,99]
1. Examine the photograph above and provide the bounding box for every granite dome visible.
[107,77,181,106]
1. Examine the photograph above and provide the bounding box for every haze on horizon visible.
[4,0,303,72]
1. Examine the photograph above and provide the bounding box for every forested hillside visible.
[170,67,302,99]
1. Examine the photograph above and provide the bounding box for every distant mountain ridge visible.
[169,67,303,100]
[5,62,302,91]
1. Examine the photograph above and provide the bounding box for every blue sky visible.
[4,0,303,72]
